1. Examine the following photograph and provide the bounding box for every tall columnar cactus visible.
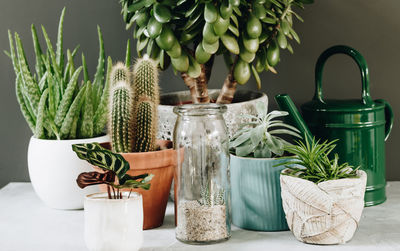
[108,55,159,153]
[109,63,133,153]
[131,56,159,152]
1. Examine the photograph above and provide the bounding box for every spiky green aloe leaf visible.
[56,7,65,70]
[79,81,94,138]
[34,89,49,139]
[54,66,82,127]
[16,73,35,132]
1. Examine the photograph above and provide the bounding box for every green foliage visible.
[5,8,110,139]
[121,0,313,85]
[197,184,225,206]
[276,137,360,183]
[131,56,159,152]
[109,55,160,153]
[230,101,301,158]
[72,142,154,189]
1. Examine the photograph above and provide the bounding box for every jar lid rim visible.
[173,103,227,115]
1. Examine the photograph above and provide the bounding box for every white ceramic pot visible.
[158,89,268,140]
[27,135,109,209]
[280,170,367,244]
[84,192,143,251]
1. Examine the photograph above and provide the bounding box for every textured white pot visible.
[27,135,109,209]
[280,170,367,245]
[85,192,143,251]
[158,89,268,140]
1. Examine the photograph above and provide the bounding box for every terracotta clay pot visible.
[96,140,176,230]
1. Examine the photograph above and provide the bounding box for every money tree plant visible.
[5,8,111,140]
[120,0,313,104]
[230,101,301,158]
[72,143,154,199]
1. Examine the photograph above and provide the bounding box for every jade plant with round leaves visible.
[120,0,313,104]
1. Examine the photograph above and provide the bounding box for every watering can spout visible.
[274,94,313,143]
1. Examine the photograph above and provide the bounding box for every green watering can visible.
[275,45,394,206]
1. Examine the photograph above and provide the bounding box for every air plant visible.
[276,137,360,183]
[230,101,301,158]
[72,143,154,199]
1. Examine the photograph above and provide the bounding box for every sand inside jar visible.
[176,200,229,243]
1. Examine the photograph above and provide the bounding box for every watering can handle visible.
[314,45,374,106]
[375,99,394,141]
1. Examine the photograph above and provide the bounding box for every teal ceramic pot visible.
[230,154,289,231]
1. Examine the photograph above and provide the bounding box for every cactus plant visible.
[5,8,111,140]
[109,54,159,153]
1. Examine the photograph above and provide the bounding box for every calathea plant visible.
[5,8,111,140]
[120,0,313,104]
[230,101,301,158]
[276,137,360,183]
[72,143,154,199]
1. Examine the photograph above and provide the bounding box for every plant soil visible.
[176,200,228,243]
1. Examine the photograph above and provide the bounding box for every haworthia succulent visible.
[81,53,89,83]
[31,24,44,79]
[93,56,112,135]
[125,39,131,67]
[54,66,82,127]
[7,30,19,75]
[7,8,111,139]
[56,7,65,70]
[35,89,49,139]
[16,73,35,132]
[59,84,86,139]
[79,81,94,138]
[15,33,41,115]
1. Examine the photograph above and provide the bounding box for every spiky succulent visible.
[5,8,111,139]
[276,137,360,183]
[109,54,159,153]
[230,101,301,158]
[120,0,313,104]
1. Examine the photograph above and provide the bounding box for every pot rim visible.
[85,191,142,201]
[230,153,294,161]
[280,168,367,184]
[30,134,109,143]
[159,89,267,107]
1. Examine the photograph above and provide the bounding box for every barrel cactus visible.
[120,0,313,104]
[5,8,111,140]
[109,55,159,153]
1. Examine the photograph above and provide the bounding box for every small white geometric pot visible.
[84,192,143,251]
[280,169,367,245]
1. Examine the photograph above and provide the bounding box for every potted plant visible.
[229,101,301,231]
[120,0,313,139]
[72,142,153,251]
[5,8,111,209]
[101,55,176,229]
[276,138,367,244]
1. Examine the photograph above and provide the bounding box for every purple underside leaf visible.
[76,171,115,189]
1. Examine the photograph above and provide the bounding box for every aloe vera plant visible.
[276,137,360,183]
[5,8,111,140]
[230,101,301,158]
[72,143,154,199]
[121,0,313,104]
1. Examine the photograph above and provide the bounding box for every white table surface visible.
[0,182,399,251]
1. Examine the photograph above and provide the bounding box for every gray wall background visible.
[0,0,398,188]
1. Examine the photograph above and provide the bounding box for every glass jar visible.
[173,104,231,244]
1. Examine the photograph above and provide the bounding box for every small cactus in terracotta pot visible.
[105,50,176,230]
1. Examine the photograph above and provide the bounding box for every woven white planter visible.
[280,169,367,245]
